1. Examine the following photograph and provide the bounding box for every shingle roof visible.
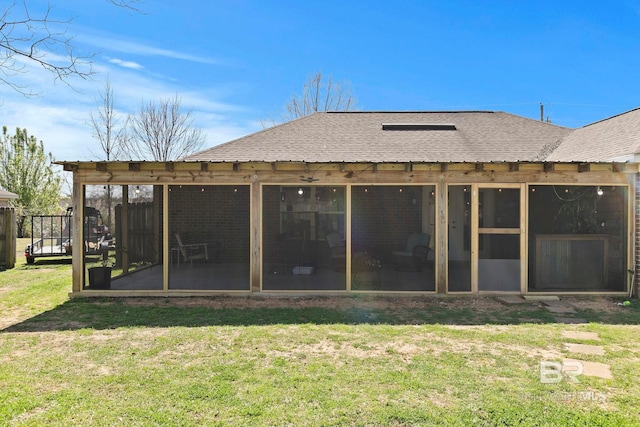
[0,187,18,200]
[185,111,572,163]
[546,107,640,162]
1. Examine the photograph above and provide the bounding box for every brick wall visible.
[168,185,250,263]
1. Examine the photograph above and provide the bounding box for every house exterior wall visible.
[168,185,250,263]
[67,161,637,296]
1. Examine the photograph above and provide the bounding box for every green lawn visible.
[1,239,639,426]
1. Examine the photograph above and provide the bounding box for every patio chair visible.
[392,233,430,272]
[326,231,346,272]
[175,233,208,266]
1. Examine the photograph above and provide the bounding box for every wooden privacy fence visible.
[115,202,159,268]
[0,207,16,269]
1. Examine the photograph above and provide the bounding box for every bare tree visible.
[0,0,144,96]
[126,95,206,161]
[278,72,357,123]
[88,79,128,161]
[88,79,129,230]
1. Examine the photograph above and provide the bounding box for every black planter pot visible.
[88,266,112,290]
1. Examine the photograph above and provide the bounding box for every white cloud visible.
[79,31,225,65]
[108,58,144,70]
[0,52,256,163]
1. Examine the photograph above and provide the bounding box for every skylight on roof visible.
[382,123,457,131]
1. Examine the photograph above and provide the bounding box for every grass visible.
[1,238,639,425]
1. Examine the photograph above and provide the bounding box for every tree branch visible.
[0,0,144,96]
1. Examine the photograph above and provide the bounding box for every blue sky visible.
[2,0,640,161]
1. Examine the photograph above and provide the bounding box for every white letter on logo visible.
[540,361,562,384]
[562,361,583,383]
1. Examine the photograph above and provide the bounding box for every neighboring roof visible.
[546,107,640,162]
[0,188,18,200]
[185,111,572,163]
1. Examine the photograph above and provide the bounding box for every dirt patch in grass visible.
[117,294,625,311]
[119,295,516,311]
[568,297,630,313]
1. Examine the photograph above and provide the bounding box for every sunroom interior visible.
[79,178,631,295]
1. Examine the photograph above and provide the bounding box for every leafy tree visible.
[0,0,143,95]
[263,72,357,126]
[125,95,205,161]
[0,126,62,237]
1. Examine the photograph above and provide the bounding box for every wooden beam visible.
[96,162,107,172]
[441,163,448,172]
[613,162,625,173]
[201,162,209,172]
[63,163,78,172]
[543,163,555,172]
[129,163,141,172]
[577,163,590,172]
[509,163,519,172]
[475,163,484,172]
[405,163,413,172]
[165,162,174,172]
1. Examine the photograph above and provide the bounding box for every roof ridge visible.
[326,110,495,114]
[580,106,640,128]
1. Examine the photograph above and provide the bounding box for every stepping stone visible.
[564,343,605,355]
[562,331,600,341]
[564,358,612,379]
[496,296,527,305]
[545,305,577,314]
[555,317,588,324]
[524,295,560,301]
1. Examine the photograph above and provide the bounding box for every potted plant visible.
[351,252,382,290]
[87,248,112,290]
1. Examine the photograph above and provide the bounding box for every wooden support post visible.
[72,181,83,292]
[122,186,129,274]
[436,180,447,293]
[250,181,261,292]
